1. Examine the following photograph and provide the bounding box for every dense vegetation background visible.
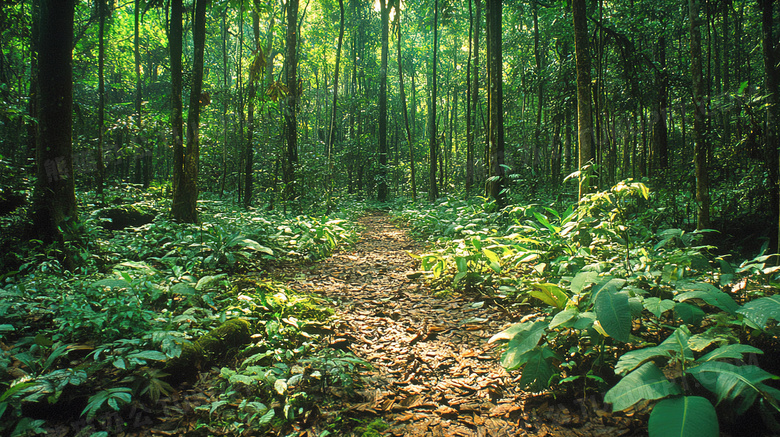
[1,0,780,435]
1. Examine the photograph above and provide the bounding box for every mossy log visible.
[164,318,252,383]
[98,206,155,230]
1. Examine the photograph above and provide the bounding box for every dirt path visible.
[278,212,635,437]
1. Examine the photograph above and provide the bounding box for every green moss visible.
[165,318,251,382]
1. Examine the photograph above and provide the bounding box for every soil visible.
[274,212,643,436]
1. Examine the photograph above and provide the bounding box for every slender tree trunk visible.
[31,0,77,246]
[327,0,344,209]
[396,8,416,202]
[135,0,149,188]
[283,0,300,202]
[174,0,207,223]
[485,0,505,206]
[761,0,780,252]
[532,2,543,173]
[244,11,260,209]
[465,0,474,195]
[690,0,710,229]
[170,0,185,217]
[220,13,229,197]
[428,0,440,201]
[97,0,106,196]
[572,0,593,199]
[378,0,391,202]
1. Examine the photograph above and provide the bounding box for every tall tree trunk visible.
[170,0,185,217]
[532,2,543,173]
[173,0,207,223]
[761,0,780,252]
[428,0,440,201]
[244,10,260,209]
[378,0,391,202]
[97,0,106,196]
[220,13,229,197]
[650,35,668,175]
[572,0,593,199]
[396,7,416,201]
[31,0,77,246]
[465,0,474,195]
[690,0,710,229]
[485,0,505,206]
[327,0,345,209]
[283,0,300,202]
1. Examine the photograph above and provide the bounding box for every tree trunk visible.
[485,0,505,206]
[173,0,207,223]
[283,0,300,202]
[97,0,106,196]
[328,0,345,209]
[532,2,543,174]
[377,0,391,202]
[31,0,77,246]
[650,35,669,175]
[428,0,440,201]
[690,0,710,229]
[572,0,593,199]
[244,11,260,209]
[761,0,780,253]
[170,0,185,218]
[396,6,416,201]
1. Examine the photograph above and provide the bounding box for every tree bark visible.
[283,0,300,202]
[690,0,710,229]
[97,0,107,196]
[485,0,505,206]
[396,7,416,202]
[572,0,593,199]
[170,0,185,218]
[327,0,345,209]
[761,0,780,252]
[31,0,77,246]
[378,0,391,202]
[244,11,260,209]
[428,0,440,201]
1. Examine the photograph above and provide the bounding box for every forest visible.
[1,0,780,435]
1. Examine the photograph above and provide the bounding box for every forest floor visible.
[271,212,642,437]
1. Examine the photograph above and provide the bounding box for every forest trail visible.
[277,212,633,437]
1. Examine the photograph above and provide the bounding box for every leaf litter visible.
[274,212,641,436]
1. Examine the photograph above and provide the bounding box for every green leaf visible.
[127,350,168,361]
[605,362,681,411]
[455,256,468,273]
[91,279,132,289]
[697,344,763,363]
[737,295,780,329]
[674,302,705,325]
[170,282,197,295]
[648,396,718,437]
[257,408,275,425]
[518,346,560,392]
[570,271,600,293]
[615,327,691,375]
[549,308,578,329]
[675,282,739,315]
[688,361,778,407]
[595,288,631,342]
[528,283,570,309]
[533,212,558,233]
[499,321,548,371]
[644,297,676,318]
[239,238,274,255]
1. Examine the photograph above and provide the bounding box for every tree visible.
[30,0,77,246]
[485,0,505,206]
[170,0,185,218]
[428,0,440,202]
[327,0,345,208]
[572,0,593,199]
[396,4,416,202]
[96,0,107,197]
[378,0,392,202]
[761,0,780,252]
[689,0,710,229]
[283,0,300,202]
[244,10,260,209]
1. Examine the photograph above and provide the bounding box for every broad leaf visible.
[570,271,600,293]
[648,396,718,437]
[674,302,705,325]
[688,361,779,408]
[675,282,739,315]
[605,362,681,411]
[549,308,578,329]
[528,283,570,309]
[91,279,131,289]
[644,297,676,318]
[697,344,763,363]
[518,345,560,392]
[499,321,548,371]
[595,288,631,342]
[737,295,780,329]
[615,327,692,375]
